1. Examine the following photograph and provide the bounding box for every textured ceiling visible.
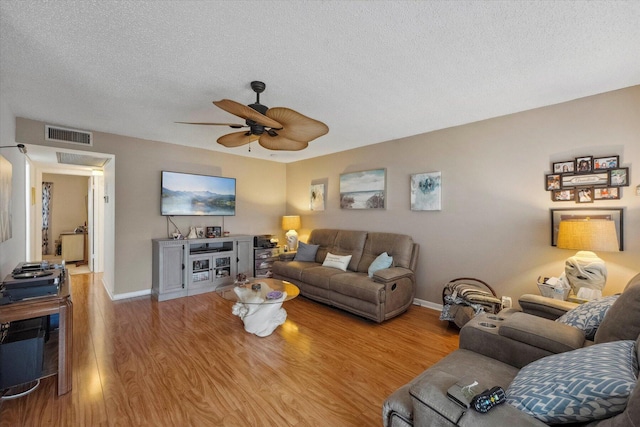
[1,1,639,163]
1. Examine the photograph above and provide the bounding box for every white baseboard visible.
[111,289,151,301]
[100,277,151,301]
[413,298,443,311]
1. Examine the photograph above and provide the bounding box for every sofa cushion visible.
[358,232,414,272]
[332,230,367,271]
[294,241,319,262]
[329,272,384,304]
[300,266,345,290]
[368,252,393,277]
[595,273,640,344]
[307,229,339,263]
[322,252,352,271]
[506,340,638,424]
[556,295,619,340]
[272,260,318,281]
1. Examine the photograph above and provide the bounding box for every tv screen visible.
[161,171,236,216]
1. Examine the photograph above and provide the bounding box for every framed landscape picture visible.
[410,172,441,211]
[340,169,386,209]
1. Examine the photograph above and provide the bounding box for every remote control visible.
[471,386,506,413]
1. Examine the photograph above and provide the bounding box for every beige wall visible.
[285,86,640,305]
[15,119,287,295]
[5,86,640,304]
[41,173,88,255]
[0,99,25,275]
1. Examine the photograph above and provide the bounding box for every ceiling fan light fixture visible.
[183,81,328,151]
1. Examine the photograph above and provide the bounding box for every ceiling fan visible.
[177,81,329,151]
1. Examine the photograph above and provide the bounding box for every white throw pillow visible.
[322,252,352,271]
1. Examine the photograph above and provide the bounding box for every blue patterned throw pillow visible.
[556,295,619,340]
[506,340,638,424]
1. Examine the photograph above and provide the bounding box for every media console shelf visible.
[152,235,252,302]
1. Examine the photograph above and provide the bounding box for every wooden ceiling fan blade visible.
[265,107,329,142]
[213,99,282,129]
[217,131,259,148]
[259,134,309,151]
[175,121,246,128]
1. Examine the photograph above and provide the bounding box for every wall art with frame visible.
[310,183,325,211]
[545,154,629,203]
[550,207,624,250]
[339,168,386,209]
[410,171,441,211]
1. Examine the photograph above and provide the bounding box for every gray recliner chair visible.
[383,273,640,427]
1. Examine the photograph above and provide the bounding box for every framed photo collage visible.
[545,155,629,203]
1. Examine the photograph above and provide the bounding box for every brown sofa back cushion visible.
[307,229,339,263]
[307,229,367,271]
[357,232,415,272]
[594,272,640,344]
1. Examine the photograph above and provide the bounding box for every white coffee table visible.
[216,278,299,337]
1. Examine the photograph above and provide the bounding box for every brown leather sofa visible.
[272,229,419,322]
[383,272,640,426]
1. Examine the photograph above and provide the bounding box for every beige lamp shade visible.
[556,219,619,252]
[281,215,301,231]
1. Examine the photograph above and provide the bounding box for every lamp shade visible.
[281,215,301,231]
[556,220,619,252]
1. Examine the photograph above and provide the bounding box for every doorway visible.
[24,144,115,295]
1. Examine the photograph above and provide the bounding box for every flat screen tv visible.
[161,171,236,216]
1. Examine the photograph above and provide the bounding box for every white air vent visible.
[45,125,93,146]
[56,152,109,167]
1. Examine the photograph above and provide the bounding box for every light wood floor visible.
[0,274,459,426]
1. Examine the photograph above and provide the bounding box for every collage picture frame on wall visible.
[546,155,629,203]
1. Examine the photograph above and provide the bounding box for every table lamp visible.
[556,218,619,298]
[282,215,301,251]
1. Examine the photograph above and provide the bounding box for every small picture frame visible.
[552,161,575,174]
[551,189,575,202]
[196,227,205,238]
[575,156,593,174]
[213,226,222,237]
[206,226,215,238]
[545,174,561,190]
[609,167,629,187]
[575,187,594,204]
[593,155,619,171]
[593,187,620,200]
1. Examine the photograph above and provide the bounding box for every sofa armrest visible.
[372,267,414,283]
[518,294,578,320]
[409,371,546,427]
[278,252,296,262]
[499,312,585,353]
